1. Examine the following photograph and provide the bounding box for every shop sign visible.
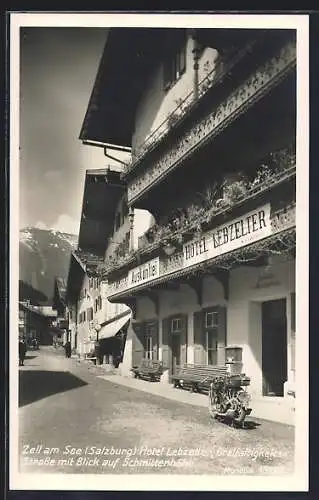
[128,257,160,287]
[108,257,160,296]
[271,204,295,233]
[182,204,271,269]
[109,275,129,295]
[107,204,277,297]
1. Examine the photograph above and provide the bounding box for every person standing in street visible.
[64,340,71,358]
[19,338,27,366]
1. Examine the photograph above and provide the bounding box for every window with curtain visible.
[205,310,219,365]
[171,317,182,333]
[145,335,153,360]
[163,42,187,90]
[206,330,218,365]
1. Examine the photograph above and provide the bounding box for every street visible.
[18,347,295,475]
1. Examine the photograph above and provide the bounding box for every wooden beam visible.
[213,269,229,301]
[156,282,180,291]
[123,298,137,319]
[143,290,160,316]
[185,277,203,307]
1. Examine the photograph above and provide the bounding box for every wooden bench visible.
[85,354,97,365]
[172,364,229,393]
[131,359,164,382]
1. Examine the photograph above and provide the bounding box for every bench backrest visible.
[138,358,163,370]
[175,364,229,379]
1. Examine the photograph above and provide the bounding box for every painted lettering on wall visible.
[182,204,271,268]
[128,258,160,286]
[108,204,272,297]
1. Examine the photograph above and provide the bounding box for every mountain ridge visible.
[19,227,78,303]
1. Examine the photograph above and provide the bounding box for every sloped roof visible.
[65,251,86,304]
[79,28,186,148]
[77,168,125,257]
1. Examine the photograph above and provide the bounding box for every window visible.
[99,296,102,310]
[87,307,93,321]
[114,211,121,231]
[94,299,98,313]
[125,232,130,252]
[145,335,153,360]
[83,311,86,322]
[171,318,182,333]
[163,43,186,90]
[122,199,129,219]
[205,311,218,328]
[78,313,81,324]
[206,330,218,365]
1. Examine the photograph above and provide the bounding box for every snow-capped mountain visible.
[19,227,78,303]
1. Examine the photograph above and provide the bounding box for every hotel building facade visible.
[80,28,297,423]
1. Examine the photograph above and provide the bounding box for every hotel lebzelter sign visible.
[108,203,288,297]
[181,204,271,269]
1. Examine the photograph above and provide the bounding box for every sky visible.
[19,27,127,235]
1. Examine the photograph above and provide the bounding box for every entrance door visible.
[171,333,181,374]
[262,299,287,397]
[170,317,183,375]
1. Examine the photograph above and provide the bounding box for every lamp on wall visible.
[163,241,176,256]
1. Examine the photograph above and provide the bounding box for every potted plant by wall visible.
[222,173,248,205]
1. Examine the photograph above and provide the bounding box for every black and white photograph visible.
[9,12,309,491]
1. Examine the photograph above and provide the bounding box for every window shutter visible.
[131,322,145,367]
[179,45,186,75]
[217,306,227,365]
[193,311,205,364]
[180,314,188,365]
[162,318,170,369]
[163,57,173,90]
[152,322,159,360]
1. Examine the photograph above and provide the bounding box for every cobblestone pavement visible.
[18,347,295,476]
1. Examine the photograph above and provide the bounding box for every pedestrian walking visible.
[64,340,71,358]
[19,338,27,366]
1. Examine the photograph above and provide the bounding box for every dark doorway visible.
[170,316,184,375]
[261,299,287,397]
[171,333,181,375]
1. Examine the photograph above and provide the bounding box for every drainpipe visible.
[129,208,135,252]
[191,29,200,101]
[104,147,128,167]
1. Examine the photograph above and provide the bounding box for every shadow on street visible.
[19,370,88,407]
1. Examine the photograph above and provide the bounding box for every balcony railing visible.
[125,39,260,177]
[127,39,296,205]
[100,150,296,279]
[107,218,296,300]
[159,215,295,279]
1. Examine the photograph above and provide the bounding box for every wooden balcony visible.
[127,39,296,206]
[106,206,296,301]
[125,39,259,176]
[101,158,295,281]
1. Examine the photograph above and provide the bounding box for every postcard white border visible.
[9,12,309,492]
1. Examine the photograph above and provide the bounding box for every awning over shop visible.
[99,313,131,340]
